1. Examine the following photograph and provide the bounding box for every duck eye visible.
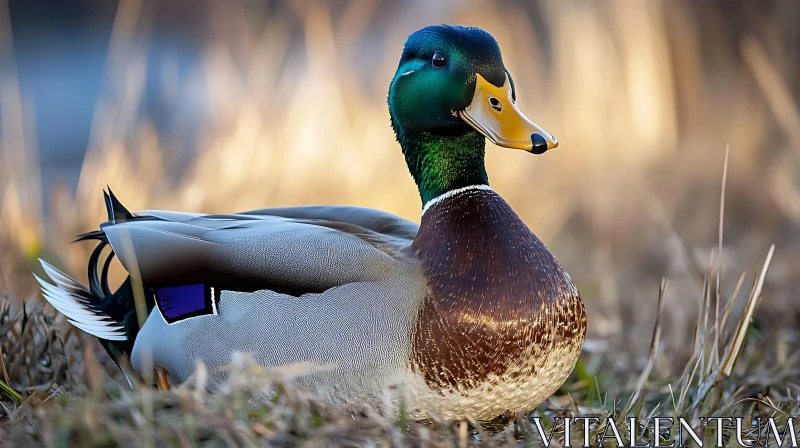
[432,52,446,68]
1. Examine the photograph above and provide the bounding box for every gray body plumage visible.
[114,206,429,410]
[134,283,425,407]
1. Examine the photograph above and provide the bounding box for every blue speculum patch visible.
[153,284,217,324]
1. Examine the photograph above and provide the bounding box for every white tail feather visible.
[35,280,115,323]
[40,261,90,293]
[36,260,127,342]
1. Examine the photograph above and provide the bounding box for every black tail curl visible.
[73,187,132,300]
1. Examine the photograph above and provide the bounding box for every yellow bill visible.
[458,73,558,154]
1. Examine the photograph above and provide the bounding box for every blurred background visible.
[1,0,799,381]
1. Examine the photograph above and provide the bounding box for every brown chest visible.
[410,188,585,390]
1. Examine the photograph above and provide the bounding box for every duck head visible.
[388,25,558,205]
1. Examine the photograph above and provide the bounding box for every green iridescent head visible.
[388,25,558,205]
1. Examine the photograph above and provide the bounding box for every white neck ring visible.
[421,184,493,217]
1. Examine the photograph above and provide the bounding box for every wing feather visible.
[102,206,418,294]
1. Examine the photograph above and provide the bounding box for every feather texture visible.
[35,260,127,341]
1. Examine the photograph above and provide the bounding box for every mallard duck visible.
[36,25,586,420]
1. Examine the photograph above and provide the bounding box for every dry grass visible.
[1,0,800,446]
